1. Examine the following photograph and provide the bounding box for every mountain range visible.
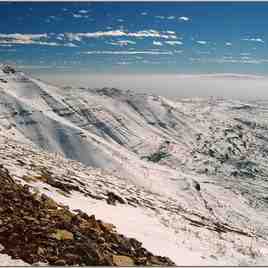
[1,65,268,265]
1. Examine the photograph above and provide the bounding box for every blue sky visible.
[1,2,268,75]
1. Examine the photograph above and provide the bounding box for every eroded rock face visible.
[2,65,16,74]
[0,166,175,266]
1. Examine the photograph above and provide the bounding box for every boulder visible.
[112,255,135,266]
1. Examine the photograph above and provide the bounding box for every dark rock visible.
[107,191,126,205]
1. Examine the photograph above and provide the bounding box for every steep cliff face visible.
[1,66,268,265]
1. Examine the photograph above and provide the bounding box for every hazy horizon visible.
[29,71,268,101]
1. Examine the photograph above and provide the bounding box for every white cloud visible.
[108,40,136,46]
[141,12,147,16]
[0,44,13,47]
[0,33,48,41]
[155,15,176,20]
[73,14,83,18]
[65,30,177,40]
[165,40,183,46]
[153,41,163,46]
[73,13,89,19]
[165,31,176,34]
[196,51,211,55]
[78,10,89,14]
[64,43,78,47]
[0,33,53,46]
[179,16,190,21]
[155,16,165,19]
[116,61,132,65]
[190,57,268,64]
[0,33,77,47]
[241,56,251,60]
[242,38,264,43]
[56,36,64,41]
[117,19,124,22]
[225,42,232,46]
[174,50,183,54]
[81,50,173,55]
[196,40,207,45]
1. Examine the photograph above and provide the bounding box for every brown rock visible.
[50,229,74,241]
[54,259,66,266]
[112,255,135,266]
[97,237,106,244]
[65,253,81,264]
[41,194,58,209]
[48,256,58,263]
[37,247,45,255]
[101,222,116,232]
[135,257,147,265]
[50,209,72,223]
[149,256,166,265]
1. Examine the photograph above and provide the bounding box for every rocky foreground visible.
[0,166,174,266]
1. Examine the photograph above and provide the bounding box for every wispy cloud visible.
[153,41,163,46]
[107,40,136,46]
[0,44,13,47]
[65,30,177,41]
[155,15,165,19]
[78,10,89,14]
[179,16,190,21]
[80,50,173,55]
[190,57,268,64]
[155,15,179,20]
[165,40,183,46]
[141,12,147,16]
[0,33,48,41]
[0,33,77,47]
[64,43,78,47]
[242,37,264,43]
[116,61,132,65]
[225,42,232,46]
[196,51,211,55]
[0,34,56,46]
[73,14,82,18]
[196,40,207,45]
[73,14,89,18]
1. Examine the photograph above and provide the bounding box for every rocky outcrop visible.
[0,166,175,266]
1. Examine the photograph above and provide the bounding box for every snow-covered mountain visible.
[1,65,268,265]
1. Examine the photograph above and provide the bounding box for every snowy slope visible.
[1,135,268,266]
[1,66,268,265]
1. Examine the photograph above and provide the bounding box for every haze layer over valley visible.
[34,72,268,101]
